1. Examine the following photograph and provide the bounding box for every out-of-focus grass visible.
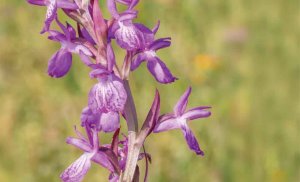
[0,0,299,181]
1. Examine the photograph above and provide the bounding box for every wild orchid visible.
[27,0,211,181]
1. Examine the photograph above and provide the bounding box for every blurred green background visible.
[0,0,299,181]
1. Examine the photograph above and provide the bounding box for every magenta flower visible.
[87,44,127,132]
[154,87,211,155]
[27,0,78,33]
[47,19,92,78]
[60,127,114,182]
[107,0,154,51]
[131,37,177,83]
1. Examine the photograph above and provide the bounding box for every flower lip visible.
[88,73,127,114]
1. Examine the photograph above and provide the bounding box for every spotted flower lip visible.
[61,126,116,182]
[81,107,120,133]
[153,87,211,155]
[88,41,127,115]
[131,37,177,84]
[61,127,102,182]
[27,0,78,33]
[88,73,127,114]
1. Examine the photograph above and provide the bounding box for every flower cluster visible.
[27,0,211,181]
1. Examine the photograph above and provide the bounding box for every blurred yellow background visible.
[0,0,299,181]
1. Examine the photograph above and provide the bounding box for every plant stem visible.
[121,80,142,182]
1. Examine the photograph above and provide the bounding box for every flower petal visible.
[173,87,191,116]
[88,74,127,113]
[67,43,92,56]
[152,20,160,35]
[66,23,76,40]
[128,0,139,9]
[147,57,176,84]
[99,111,120,133]
[107,43,116,72]
[131,53,147,71]
[180,122,204,156]
[149,37,171,51]
[56,0,78,9]
[89,68,110,78]
[80,107,100,128]
[41,0,57,33]
[134,23,155,45]
[153,115,180,132]
[116,0,131,5]
[115,22,144,51]
[107,0,120,18]
[48,49,72,78]
[27,0,46,6]
[66,137,92,153]
[182,106,211,121]
[60,153,93,182]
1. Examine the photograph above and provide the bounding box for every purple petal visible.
[78,25,96,45]
[66,137,92,153]
[27,0,46,6]
[115,22,145,51]
[56,0,78,9]
[47,49,72,78]
[153,115,179,133]
[116,0,131,5]
[131,53,147,71]
[80,107,100,129]
[66,23,76,40]
[88,74,127,113]
[66,42,92,56]
[173,87,191,116]
[149,37,171,51]
[107,0,120,18]
[41,0,57,34]
[79,51,94,67]
[118,11,137,21]
[89,68,110,78]
[134,23,155,46]
[107,43,116,72]
[60,153,93,182]
[92,151,115,172]
[182,106,211,121]
[147,57,176,84]
[47,30,66,42]
[99,111,120,133]
[180,122,204,156]
[128,0,139,9]
[152,20,160,35]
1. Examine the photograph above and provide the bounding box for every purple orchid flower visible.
[60,126,115,182]
[131,37,177,83]
[47,19,92,78]
[87,44,127,132]
[153,87,211,155]
[107,0,154,51]
[27,0,78,33]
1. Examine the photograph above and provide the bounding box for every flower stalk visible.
[27,0,211,181]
